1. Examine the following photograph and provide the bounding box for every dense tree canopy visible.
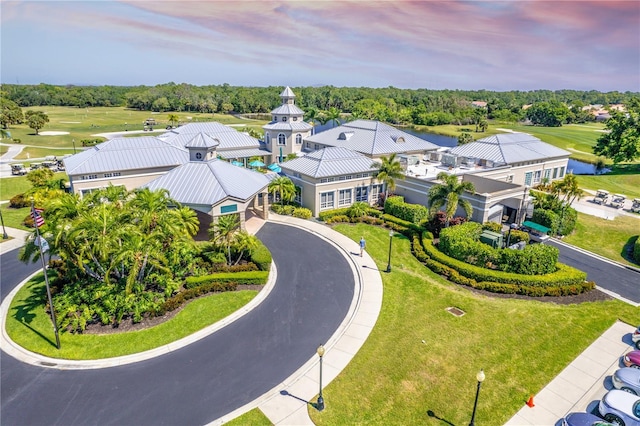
[593,97,640,163]
[0,97,23,129]
[525,100,571,126]
[24,110,49,134]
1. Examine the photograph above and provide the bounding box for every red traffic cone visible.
[526,394,535,408]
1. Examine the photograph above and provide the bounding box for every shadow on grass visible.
[605,163,640,176]
[621,235,639,266]
[426,409,456,425]
[10,281,58,348]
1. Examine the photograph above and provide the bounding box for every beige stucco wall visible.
[475,157,569,186]
[69,167,173,195]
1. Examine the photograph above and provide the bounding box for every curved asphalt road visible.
[548,240,640,304]
[0,222,354,425]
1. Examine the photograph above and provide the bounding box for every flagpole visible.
[31,199,60,349]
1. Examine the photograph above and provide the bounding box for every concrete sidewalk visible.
[505,321,636,425]
[0,226,31,255]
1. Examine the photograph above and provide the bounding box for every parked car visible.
[631,199,640,214]
[624,351,640,369]
[613,368,640,395]
[594,189,610,205]
[599,389,640,425]
[610,194,626,209]
[562,412,615,426]
[631,326,640,350]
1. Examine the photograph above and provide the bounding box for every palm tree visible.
[268,176,296,206]
[210,213,240,265]
[371,153,404,201]
[305,108,319,135]
[167,113,179,128]
[325,107,341,128]
[232,231,259,265]
[552,173,584,206]
[428,172,476,226]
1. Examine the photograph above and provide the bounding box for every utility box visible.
[480,230,503,249]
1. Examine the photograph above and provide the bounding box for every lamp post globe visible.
[316,344,326,411]
[385,230,394,273]
[469,369,485,426]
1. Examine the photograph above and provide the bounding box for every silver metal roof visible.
[280,146,376,178]
[280,86,296,98]
[263,121,313,131]
[270,104,305,115]
[449,133,571,165]
[184,132,220,149]
[144,159,270,206]
[63,137,188,175]
[162,122,261,150]
[217,147,272,159]
[305,119,439,156]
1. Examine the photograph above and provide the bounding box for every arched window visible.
[278,133,286,145]
[265,133,270,144]
[296,134,302,144]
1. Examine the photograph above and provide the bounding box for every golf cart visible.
[11,164,27,175]
[631,198,640,213]
[609,194,626,209]
[593,189,609,205]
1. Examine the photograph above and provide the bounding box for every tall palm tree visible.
[305,107,319,135]
[552,173,584,206]
[371,153,404,201]
[232,231,259,265]
[210,213,240,265]
[167,113,179,128]
[325,107,341,128]
[428,172,476,226]
[268,176,296,206]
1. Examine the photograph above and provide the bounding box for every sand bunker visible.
[39,131,70,136]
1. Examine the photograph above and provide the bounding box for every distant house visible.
[471,101,487,108]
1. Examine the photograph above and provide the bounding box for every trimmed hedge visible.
[413,235,592,296]
[155,281,239,316]
[633,236,640,264]
[250,243,272,271]
[384,196,429,224]
[185,271,269,289]
[319,208,350,221]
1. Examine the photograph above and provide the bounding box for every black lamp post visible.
[72,139,76,154]
[386,230,394,273]
[505,223,518,248]
[316,344,325,411]
[469,369,485,426]
[0,208,8,239]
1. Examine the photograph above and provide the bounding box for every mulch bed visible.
[465,286,613,305]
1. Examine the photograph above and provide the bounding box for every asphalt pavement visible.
[0,222,357,425]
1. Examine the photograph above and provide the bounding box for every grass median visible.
[303,224,640,425]
[5,273,259,359]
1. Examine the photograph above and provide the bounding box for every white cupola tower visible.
[262,86,312,164]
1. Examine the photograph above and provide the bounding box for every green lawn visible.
[304,224,640,426]
[0,204,30,230]
[575,163,640,199]
[563,213,640,266]
[6,273,259,359]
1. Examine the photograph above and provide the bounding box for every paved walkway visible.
[505,321,636,425]
[0,225,31,255]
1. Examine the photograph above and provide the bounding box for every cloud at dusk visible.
[1,0,638,91]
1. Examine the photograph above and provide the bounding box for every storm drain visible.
[446,307,465,317]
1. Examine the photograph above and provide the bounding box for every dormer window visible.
[338,132,354,140]
[392,136,405,143]
[195,152,202,160]
[273,116,277,121]
[293,117,298,121]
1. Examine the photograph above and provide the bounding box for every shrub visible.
[633,236,640,264]
[319,208,350,221]
[384,196,429,224]
[482,222,503,233]
[292,207,312,219]
[423,211,467,237]
[508,230,530,245]
[325,215,351,224]
[557,206,578,236]
[532,209,559,235]
[9,193,30,208]
[156,281,238,316]
[251,242,272,271]
[185,271,269,289]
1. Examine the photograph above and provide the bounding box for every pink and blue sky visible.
[1,0,639,91]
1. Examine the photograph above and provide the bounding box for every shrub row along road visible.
[0,222,355,425]
[548,240,640,304]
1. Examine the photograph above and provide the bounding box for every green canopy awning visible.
[522,220,550,234]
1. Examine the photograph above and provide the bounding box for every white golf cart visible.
[631,198,640,213]
[609,194,626,209]
[593,189,609,205]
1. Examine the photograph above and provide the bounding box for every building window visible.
[294,186,302,204]
[196,152,202,160]
[355,186,368,202]
[338,189,352,206]
[273,116,276,121]
[296,134,302,144]
[552,167,558,179]
[314,144,320,150]
[524,172,532,186]
[282,117,287,122]
[533,170,542,184]
[293,117,298,121]
[82,174,98,180]
[371,184,383,203]
[278,134,286,145]
[559,166,565,177]
[543,169,551,180]
[320,192,334,210]
[265,133,270,144]
[113,172,121,177]
[104,173,113,178]
[220,204,238,214]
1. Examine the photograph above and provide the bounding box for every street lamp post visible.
[386,230,394,273]
[505,223,518,248]
[469,369,485,426]
[72,139,76,154]
[316,344,326,411]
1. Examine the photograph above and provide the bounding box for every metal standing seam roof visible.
[184,132,220,149]
[305,119,439,156]
[63,137,188,175]
[217,148,272,159]
[162,122,262,150]
[270,104,305,115]
[280,86,296,98]
[262,121,313,131]
[143,160,270,206]
[280,146,377,178]
[449,133,571,165]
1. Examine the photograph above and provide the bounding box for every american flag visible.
[30,207,45,228]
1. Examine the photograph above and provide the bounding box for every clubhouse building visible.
[64,87,571,228]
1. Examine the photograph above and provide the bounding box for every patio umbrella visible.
[267,164,282,173]
[249,160,265,167]
[231,161,243,166]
